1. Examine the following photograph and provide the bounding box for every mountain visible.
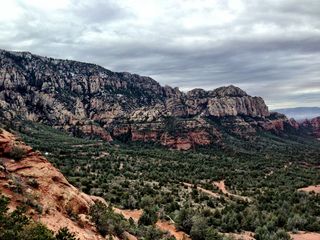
[1,49,320,240]
[0,49,301,149]
[273,107,320,121]
[300,116,320,139]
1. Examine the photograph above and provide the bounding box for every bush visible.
[286,214,307,231]
[205,228,223,240]
[55,227,79,240]
[89,201,124,237]
[0,194,77,240]
[138,208,158,226]
[190,216,208,240]
[255,226,291,240]
[139,225,163,240]
[175,208,194,234]
[27,178,40,188]
[8,145,27,161]
[22,223,55,240]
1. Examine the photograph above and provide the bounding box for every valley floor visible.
[12,121,320,240]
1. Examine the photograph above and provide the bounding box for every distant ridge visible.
[274,107,320,121]
[0,49,309,149]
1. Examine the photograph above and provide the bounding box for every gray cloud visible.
[70,0,133,24]
[0,0,319,108]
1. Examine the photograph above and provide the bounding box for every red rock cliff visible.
[0,129,104,240]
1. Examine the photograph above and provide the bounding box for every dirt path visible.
[298,185,320,194]
[114,208,190,240]
[123,231,138,240]
[290,231,320,240]
[92,151,110,160]
[183,182,220,198]
[156,221,191,240]
[213,180,251,202]
[113,209,143,223]
[264,162,292,178]
[224,231,255,240]
[113,208,320,240]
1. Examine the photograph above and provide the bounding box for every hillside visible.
[0,127,195,240]
[0,128,106,239]
[0,49,303,150]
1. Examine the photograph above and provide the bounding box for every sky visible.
[0,0,319,109]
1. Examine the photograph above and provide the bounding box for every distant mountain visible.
[0,49,304,149]
[274,107,320,121]
[300,116,320,139]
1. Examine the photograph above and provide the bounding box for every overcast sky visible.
[0,0,319,108]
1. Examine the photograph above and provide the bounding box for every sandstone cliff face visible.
[0,129,104,240]
[0,49,299,149]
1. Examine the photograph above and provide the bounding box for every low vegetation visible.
[89,201,174,239]
[7,145,27,161]
[13,121,320,239]
[0,194,78,240]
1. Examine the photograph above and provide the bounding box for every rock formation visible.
[0,129,104,240]
[301,117,320,139]
[0,49,301,149]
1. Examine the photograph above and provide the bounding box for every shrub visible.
[27,178,40,188]
[175,208,194,234]
[89,201,124,237]
[66,206,79,221]
[22,223,55,240]
[205,228,223,240]
[55,227,79,240]
[0,194,77,240]
[139,225,163,240]
[8,145,27,161]
[138,209,158,226]
[11,176,24,194]
[190,216,208,240]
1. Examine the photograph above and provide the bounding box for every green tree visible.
[138,208,158,226]
[272,229,291,240]
[175,208,193,234]
[22,223,55,240]
[205,227,223,240]
[190,215,208,240]
[55,227,79,240]
[89,201,124,237]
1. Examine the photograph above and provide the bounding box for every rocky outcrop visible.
[301,117,320,138]
[0,49,300,149]
[258,112,300,132]
[0,129,104,240]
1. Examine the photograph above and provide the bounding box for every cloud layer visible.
[1,0,319,108]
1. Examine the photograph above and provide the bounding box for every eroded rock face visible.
[0,129,104,240]
[301,117,320,138]
[258,112,300,132]
[0,49,299,149]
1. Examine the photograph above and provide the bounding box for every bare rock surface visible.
[0,49,303,149]
[0,129,104,240]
